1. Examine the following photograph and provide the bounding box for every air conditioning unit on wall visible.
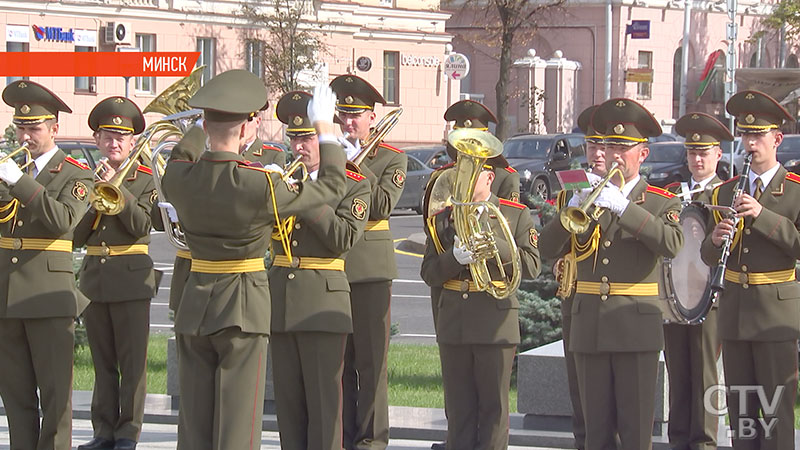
[104,22,133,45]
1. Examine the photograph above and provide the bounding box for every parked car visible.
[55,138,100,170]
[641,141,731,187]
[403,144,450,169]
[503,133,587,200]
[394,153,433,214]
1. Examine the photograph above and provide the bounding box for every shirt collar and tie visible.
[30,145,59,179]
[748,162,780,201]
[620,174,640,199]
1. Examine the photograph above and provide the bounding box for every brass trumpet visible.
[0,143,34,173]
[559,163,625,234]
[350,108,402,167]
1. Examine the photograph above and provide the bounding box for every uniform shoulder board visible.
[136,165,153,175]
[65,156,90,170]
[786,172,800,184]
[720,175,739,186]
[504,166,517,173]
[379,143,403,153]
[435,162,455,172]
[262,144,284,152]
[499,198,525,209]
[664,181,680,193]
[646,185,675,199]
[345,160,361,174]
[346,170,366,182]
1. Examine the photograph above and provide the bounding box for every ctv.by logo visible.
[704,384,783,439]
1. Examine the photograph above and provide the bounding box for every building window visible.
[383,51,399,105]
[711,53,726,103]
[245,41,263,79]
[6,42,28,85]
[74,46,96,93]
[637,51,652,100]
[787,54,799,68]
[197,37,216,85]
[135,34,156,94]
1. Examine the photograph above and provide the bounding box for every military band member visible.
[331,74,407,450]
[0,80,92,450]
[71,97,156,450]
[161,71,346,450]
[242,100,286,166]
[269,90,371,449]
[420,152,540,450]
[540,98,683,450]
[547,104,607,450]
[662,112,730,450]
[702,90,800,449]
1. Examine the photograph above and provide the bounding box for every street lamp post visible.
[725,0,738,158]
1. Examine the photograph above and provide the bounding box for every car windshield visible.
[778,136,800,153]
[644,144,684,163]
[503,137,552,159]
[407,149,434,161]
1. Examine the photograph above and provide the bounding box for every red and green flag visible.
[695,50,723,99]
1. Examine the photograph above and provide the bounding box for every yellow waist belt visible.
[0,237,72,252]
[443,279,507,292]
[191,258,265,274]
[365,220,390,232]
[724,268,796,286]
[176,250,192,260]
[86,244,149,257]
[272,254,345,271]
[575,281,659,296]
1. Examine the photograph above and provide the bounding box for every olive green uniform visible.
[244,137,286,167]
[74,163,157,444]
[342,142,407,450]
[163,127,345,450]
[0,151,92,450]
[701,168,800,449]
[270,169,371,450]
[540,179,683,450]
[420,196,540,449]
[663,178,721,450]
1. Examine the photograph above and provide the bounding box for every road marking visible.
[395,248,423,258]
[393,294,430,299]
[394,279,426,284]
[151,302,170,306]
[396,333,436,338]
[150,324,173,329]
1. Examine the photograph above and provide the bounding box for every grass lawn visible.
[73,336,518,412]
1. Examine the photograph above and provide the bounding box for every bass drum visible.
[659,203,715,324]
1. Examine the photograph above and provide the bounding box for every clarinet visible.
[707,152,753,294]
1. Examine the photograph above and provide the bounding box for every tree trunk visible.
[495,25,515,141]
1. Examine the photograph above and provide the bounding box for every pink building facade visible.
[0,0,456,146]
[448,0,791,134]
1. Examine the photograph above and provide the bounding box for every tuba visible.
[350,108,403,167]
[427,128,521,299]
[144,66,205,250]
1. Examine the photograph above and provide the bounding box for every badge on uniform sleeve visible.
[351,198,367,220]
[529,228,539,248]
[666,210,680,224]
[392,169,405,188]
[149,190,158,205]
[73,181,88,201]
[510,192,520,202]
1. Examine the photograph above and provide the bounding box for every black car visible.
[503,133,587,200]
[403,144,450,169]
[640,142,732,187]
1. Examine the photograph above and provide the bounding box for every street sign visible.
[444,53,470,80]
[626,20,650,39]
[626,68,653,83]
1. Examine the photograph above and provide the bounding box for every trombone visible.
[350,108,402,167]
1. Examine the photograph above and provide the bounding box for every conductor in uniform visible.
[420,143,540,449]
[269,90,371,449]
[540,98,683,450]
[662,112,731,450]
[161,70,347,450]
[74,97,158,450]
[331,74,407,450]
[0,80,93,450]
[703,90,800,449]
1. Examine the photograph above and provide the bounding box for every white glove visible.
[452,235,476,265]
[307,84,336,125]
[0,160,24,185]
[567,172,602,207]
[338,135,361,160]
[158,201,180,223]
[593,185,630,216]
[263,163,284,173]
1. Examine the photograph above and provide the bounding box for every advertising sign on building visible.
[74,29,98,47]
[6,25,30,43]
[626,20,650,39]
[626,68,654,83]
[444,53,470,80]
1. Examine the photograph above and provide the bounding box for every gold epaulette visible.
[65,156,90,170]
[499,198,525,209]
[646,185,675,199]
[136,165,153,175]
[505,166,517,173]
[787,172,800,184]
[346,170,366,182]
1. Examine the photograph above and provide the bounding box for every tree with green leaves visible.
[762,0,800,41]
[3,124,18,152]
[445,0,565,140]
[239,0,327,96]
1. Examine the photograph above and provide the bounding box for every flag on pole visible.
[696,50,723,99]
